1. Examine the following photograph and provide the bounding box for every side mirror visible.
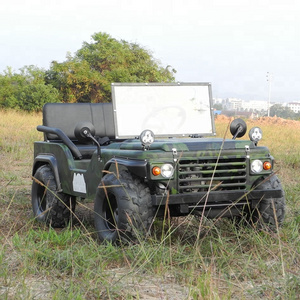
[74,122,96,143]
[230,118,247,140]
[75,122,101,161]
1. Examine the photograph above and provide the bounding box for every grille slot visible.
[178,157,247,193]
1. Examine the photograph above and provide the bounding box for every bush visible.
[0,66,60,112]
[15,84,59,112]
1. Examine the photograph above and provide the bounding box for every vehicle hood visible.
[117,138,256,152]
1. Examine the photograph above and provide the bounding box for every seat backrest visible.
[43,103,115,140]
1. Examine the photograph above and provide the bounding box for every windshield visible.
[111,83,216,139]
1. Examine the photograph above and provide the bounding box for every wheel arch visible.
[103,157,147,180]
[32,154,62,191]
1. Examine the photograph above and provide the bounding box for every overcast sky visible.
[1,0,299,102]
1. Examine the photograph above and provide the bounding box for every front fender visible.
[104,158,147,179]
[32,154,62,191]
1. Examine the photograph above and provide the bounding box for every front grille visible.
[178,156,247,193]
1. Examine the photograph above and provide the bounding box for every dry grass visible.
[0,110,41,184]
[0,111,299,299]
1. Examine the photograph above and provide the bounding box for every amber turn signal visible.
[152,166,161,176]
[263,161,272,170]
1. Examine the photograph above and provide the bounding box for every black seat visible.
[41,103,115,158]
[43,103,115,140]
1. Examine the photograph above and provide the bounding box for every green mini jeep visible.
[31,83,285,243]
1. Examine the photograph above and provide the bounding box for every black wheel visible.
[250,175,286,230]
[31,165,76,227]
[94,170,154,243]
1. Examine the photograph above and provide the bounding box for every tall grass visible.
[0,111,299,299]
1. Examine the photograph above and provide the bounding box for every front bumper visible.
[151,188,283,208]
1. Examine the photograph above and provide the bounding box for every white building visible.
[213,98,223,105]
[213,97,289,113]
[224,98,243,110]
[287,102,300,113]
[242,100,268,112]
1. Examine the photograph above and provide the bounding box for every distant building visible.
[213,98,223,105]
[287,102,300,113]
[212,97,287,115]
[214,110,222,115]
[223,98,243,111]
[242,100,268,112]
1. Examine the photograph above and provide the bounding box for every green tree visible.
[0,67,26,108]
[213,103,222,110]
[16,84,59,112]
[0,66,60,111]
[269,104,297,119]
[46,32,176,103]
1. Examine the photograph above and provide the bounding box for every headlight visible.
[251,160,263,173]
[161,164,174,178]
[140,129,155,147]
[152,164,174,178]
[249,127,263,143]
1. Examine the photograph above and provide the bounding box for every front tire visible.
[94,170,153,243]
[251,175,286,230]
[31,165,76,227]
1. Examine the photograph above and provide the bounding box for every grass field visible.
[0,110,299,299]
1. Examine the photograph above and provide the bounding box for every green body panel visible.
[34,142,104,197]
[33,137,274,201]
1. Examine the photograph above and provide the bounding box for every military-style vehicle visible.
[31,83,285,243]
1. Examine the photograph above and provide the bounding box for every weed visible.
[1,111,300,299]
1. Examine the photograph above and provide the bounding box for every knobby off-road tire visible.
[94,170,154,244]
[251,175,286,230]
[31,165,76,228]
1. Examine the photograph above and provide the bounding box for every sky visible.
[1,0,299,102]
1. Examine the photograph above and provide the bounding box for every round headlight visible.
[161,164,174,178]
[249,127,263,142]
[251,160,263,173]
[140,129,155,147]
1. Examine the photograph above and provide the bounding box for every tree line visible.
[213,103,300,120]
[0,32,176,112]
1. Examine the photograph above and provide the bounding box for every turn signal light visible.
[152,166,161,176]
[263,161,272,170]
